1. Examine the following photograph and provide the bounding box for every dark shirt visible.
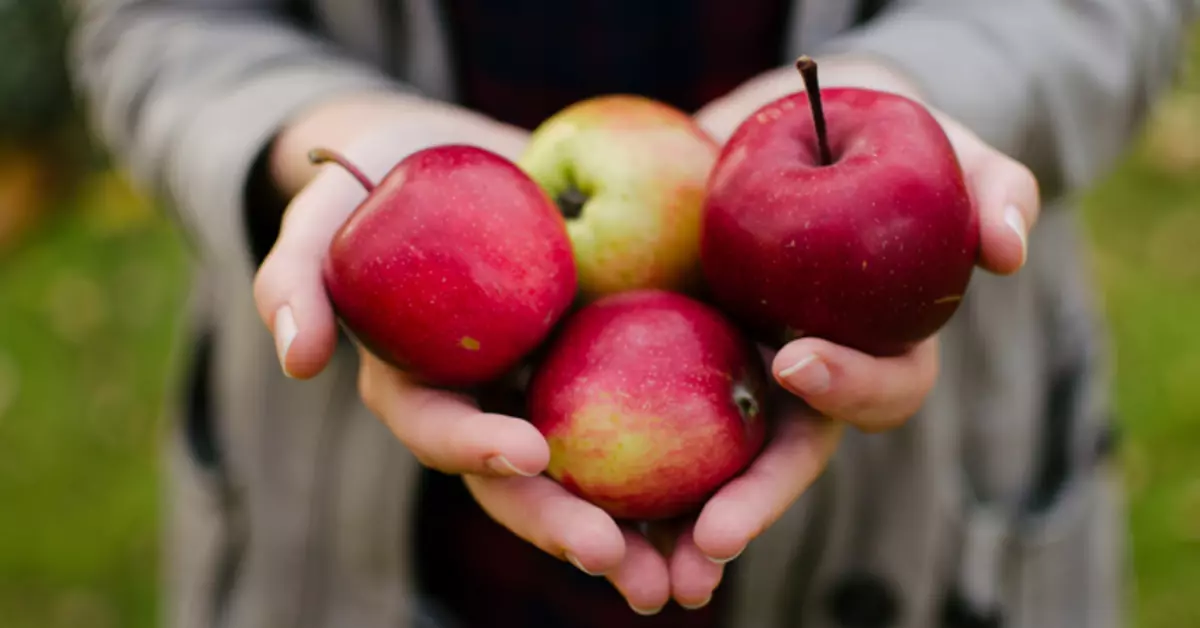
[416,2,790,626]
[442,0,791,130]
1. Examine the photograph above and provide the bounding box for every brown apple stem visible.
[795,56,833,166]
[308,147,376,192]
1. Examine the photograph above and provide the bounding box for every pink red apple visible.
[518,95,720,301]
[526,290,768,521]
[318,144,577,388]
[701,57,980,356]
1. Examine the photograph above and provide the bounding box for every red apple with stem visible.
[701,56,980,356]
[526,289,769,521]
[317,144,578,388]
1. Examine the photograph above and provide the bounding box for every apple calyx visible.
[732,382,760,423]
[795,56,834,167]
[308,147,376,192]
[556,184,588,220]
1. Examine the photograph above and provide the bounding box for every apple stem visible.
[308,147,376,192]
[795,56,833,166]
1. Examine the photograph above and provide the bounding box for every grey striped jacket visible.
[68,0,1195,626]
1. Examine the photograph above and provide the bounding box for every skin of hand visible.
[251,52,1040,616]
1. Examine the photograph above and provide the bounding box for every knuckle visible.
[396,388,458,467]
[409,448,439,469]
[442,416,479,457]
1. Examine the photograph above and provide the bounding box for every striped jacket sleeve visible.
[67,0,410,266]
[818,0,1197,201]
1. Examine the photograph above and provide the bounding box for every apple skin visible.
[322,144,577,388]
[518,95,720,302]
[700,87,980,356]
[526,290,769,521]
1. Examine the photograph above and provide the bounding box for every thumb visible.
[969,146,1040,275]
[931,113,1040,276]
[253,155,372,379]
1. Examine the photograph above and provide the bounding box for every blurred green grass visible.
[0,172,190,628]
[0,32,1198,628]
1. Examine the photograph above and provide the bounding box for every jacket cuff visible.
[162,64,406,278]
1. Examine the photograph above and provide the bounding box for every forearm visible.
[695,56,930,144]
[67,1,407,264]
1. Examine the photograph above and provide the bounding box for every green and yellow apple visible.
[518,95,720,302]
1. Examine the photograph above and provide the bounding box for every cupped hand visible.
[250,94,668,614]
[252,96,561,478]
[658,54,1043,608]
[248,97,624,590]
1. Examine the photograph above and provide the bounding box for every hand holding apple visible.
[253,99,724,616]
[637,55,1042,611]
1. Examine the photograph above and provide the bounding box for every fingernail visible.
[1004,204,1028,267]
[630,603,664,616]
[778,354,830,395]
[680,594,713,610]
[706,546,745,565]
[565,552,602,577]
[486,455,538,477]
[274,306,298,378]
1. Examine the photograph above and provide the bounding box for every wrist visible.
[697,55,927,144]
[268,91,527,199]
[805,54,927,103]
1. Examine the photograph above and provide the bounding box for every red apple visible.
[317,145,577,388]
[527,290,768,521]
[701,57,980,356]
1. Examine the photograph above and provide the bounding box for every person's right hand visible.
[250,93,660,612]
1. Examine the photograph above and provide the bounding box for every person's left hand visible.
[607,55,1039,611]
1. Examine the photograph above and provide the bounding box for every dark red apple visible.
[317,144,578,388]
[701,57,980,356]
[526,290,768,521]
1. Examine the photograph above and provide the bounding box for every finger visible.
[253,160,371,380]
[359,351,549,476]
[968,148,1040,275]
[936,115,1040,276]
[669,524,725,610]
[771,336,939,432]
[693,412,843,562]
[607,527,673,616]
[463,474,626,578]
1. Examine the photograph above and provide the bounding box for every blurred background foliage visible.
[0,3,1197,628]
